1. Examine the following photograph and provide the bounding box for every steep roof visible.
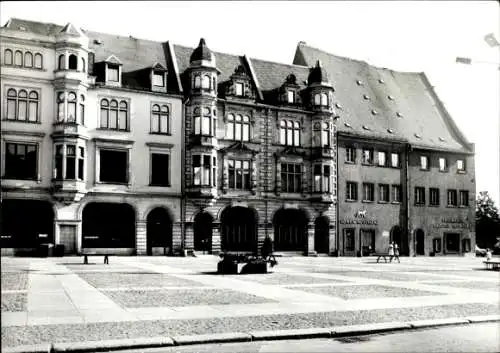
[294,43,473,152]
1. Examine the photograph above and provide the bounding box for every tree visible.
[476,191,500,250]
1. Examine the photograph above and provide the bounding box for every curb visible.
[3,316,500,353]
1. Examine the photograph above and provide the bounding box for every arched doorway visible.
[220,207,257,252]
[415,228,425,255]
[146,207,173,255]
[82,203,135,250]
[314,216,329,254]
[194,211,213,253]
[390,226,402,247]
[273,208,308,252]
[0,199,54,250]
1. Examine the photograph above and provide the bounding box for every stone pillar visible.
[305,221,317,256]
[212,222,221,254]
[172,222,182,255]
[184,222,194,252]
[136,220,147,255]
[257,224,267,254]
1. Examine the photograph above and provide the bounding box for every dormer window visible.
[153,71,165,87]
[235,82,244,96]
[107,65,119,82]
[287,90,295,104]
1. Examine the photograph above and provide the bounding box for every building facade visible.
[0,18,476,257]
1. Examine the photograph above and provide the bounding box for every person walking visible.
[394,243,401,263]
[388,242,395,262]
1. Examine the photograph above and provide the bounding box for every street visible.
[115,322,500,353]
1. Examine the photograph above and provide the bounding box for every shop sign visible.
[433,218,469,229]
[339,209,377,225]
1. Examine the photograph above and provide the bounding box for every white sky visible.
[1,1,499,204]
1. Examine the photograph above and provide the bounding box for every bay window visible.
[54,144,85,180]
[193,154,216,187]
[313,122,331,147]
[313,164,331,192]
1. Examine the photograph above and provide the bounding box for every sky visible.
[1,1,499,204]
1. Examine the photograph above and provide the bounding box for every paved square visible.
[1,256,499,349]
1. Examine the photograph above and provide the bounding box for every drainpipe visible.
[405,143,412,257]
[180,97,188,256]
[335,130,340,256]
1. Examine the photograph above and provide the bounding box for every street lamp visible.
[456,33,500,70]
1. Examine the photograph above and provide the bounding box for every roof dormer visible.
[224,64,255,100]
[279,73,302,106]
[151,62,167,93]
[94,54,123,87]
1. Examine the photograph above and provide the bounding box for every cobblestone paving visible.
[1,256,499,349]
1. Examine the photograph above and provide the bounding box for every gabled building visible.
[0,18,475,257]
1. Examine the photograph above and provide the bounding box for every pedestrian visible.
[486,248,492,261]
[394,243,400,263]
[388,242,394,262]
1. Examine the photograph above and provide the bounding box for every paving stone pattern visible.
[78,272,206,289]
[1,272,29,291]
[1,293,27,312]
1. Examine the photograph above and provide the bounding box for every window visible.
[415,187,425,205]
[280,120,301,146]
[377,151,387,166]
[439,157,447,172]
[281,163,302,193]
[67,92,76,123]
[391,153,400,167]
[457,159,466,172]
[152,72,165,87]
[346,182,358,201]
[433,238,442,253]
[24,52,33,67]
[313,164,331,192]
[68,54,77,70]
[79,95,85,125]
[392,185,402,203]
[81,58,86,73]
[57,92,65,122]
[4,49,12,65]
[287,90,295,103]
[226,114,250,141]
[362,148,373,164]
[312,122,331,147]
[344,229,355,251]
[4,142,38,180]
[193,107,214,136]
[107,65,119,82]
[100,99,128,130]
[150,153,170,186]
[235,82,244,96]
[34,53,42,69]
[228,159,251,190]
[314,93,321,106]
[202,75,211,89]
[346,147,356,163]
[78,147,84,180]
[151,104,170,134]
[6,89,39,122]
[361,229,375,255]
[14,50,22,66]
[66,145,76,179]
[447,190,458,206]
[58,54,65,70]
[420,155,429,170]
[462,238,471,253]
[444,233,460,253]
[379,184,389,202]
[430,188,440,206]
[363,183,375,202]
[193,154,216,187]
[459,190,469,207]
[194,75,201,88]
[99,149,128,183]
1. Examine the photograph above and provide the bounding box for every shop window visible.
[361,229,375,255]
[99,149,128,183]
[150,153,170,186]
[4,142,38,180]
[444,233,460,253]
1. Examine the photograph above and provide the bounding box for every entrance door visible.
[444,233,460,254]
[194,212,213,253]
[360,229,375,256]
[415,229,425,255]
[273,208,308,252]
[314,216,329,254]
[59,225,76,254]
[146,208,173,256]
[343,228,356,256]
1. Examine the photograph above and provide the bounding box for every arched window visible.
[202,75,210,89]
[151,104,170,134]
[242,116,250,141]
[193,107,201,134]
[4,49,13,65]
[34,53,42,69]
[109,100,118,129]
[57,92,65,122]
[314,93,321,106]
[79,95,85,125]
[100,99,109,128]
[68,54,77,70]
[313,122,321,147]
[202,106,211,135]
[194,75,201,88]
[279,120,286,145]
[118,101,128,130]
[14,50,23,66]
[280,120,301,146]
[58,54,65,70]
[17,90,28,121]
[24,52,33,67]
[28,91,38,122]
[226,114,234,140]
[81,58,86,73]
[293,121,300,146]
[6,89,17,119]
[320,93,328,106]
[67,92,77,123]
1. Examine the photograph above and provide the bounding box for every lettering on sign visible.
[339,219,378,225]
[432,218,470,229]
